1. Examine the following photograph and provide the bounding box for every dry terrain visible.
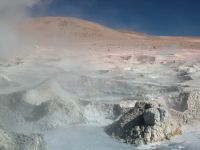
[0,17,200,149]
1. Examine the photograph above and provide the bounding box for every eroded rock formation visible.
[170,90,200,124]
[105,100,181,146]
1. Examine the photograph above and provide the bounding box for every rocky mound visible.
[0,128,45,150]
[0,86,85,131]
[170,90,200,124]
[105,100,181,146]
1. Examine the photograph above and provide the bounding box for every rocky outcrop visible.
[170,90,200,124]
[183,90,200,120]
[0,128,46,150]
[105,100,181,146]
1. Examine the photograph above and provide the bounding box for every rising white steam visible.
[0,0,51,57]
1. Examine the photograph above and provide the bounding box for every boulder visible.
[105,100,181,146]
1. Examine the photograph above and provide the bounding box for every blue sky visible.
[32,0,200,36]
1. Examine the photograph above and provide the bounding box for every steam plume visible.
[0,0,50,57]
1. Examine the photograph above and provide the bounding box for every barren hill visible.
[18,17,200,52]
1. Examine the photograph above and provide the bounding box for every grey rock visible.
[105,100,181,146]
[169,90,200,124]
[143,108,160,126]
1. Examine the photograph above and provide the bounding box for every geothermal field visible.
[1,17,200,150]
